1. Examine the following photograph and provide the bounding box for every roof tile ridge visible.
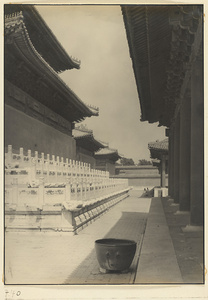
[32,6,81,70]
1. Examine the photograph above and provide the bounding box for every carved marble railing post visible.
[19,147,24,166]
[34,151,38,179]
[60,157,64,180]
[51,155,55,182]
[46,154,50,183]
[7,145,12,166]
[68,159,72,183]
[41,152,44,177]
[75,161,79,200]
[84,177,87,201]
[38,177,44,208]
[56,156,60,182]
[12,177,18,206]
[27,149,33,183]
[30,151,36,184]
[65,177,71,202]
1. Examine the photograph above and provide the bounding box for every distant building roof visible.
[95,148,118,155]
[95,147,121,162]
[148,138,169,152]
[73,126,105,153]
[148,138,169,160]
[73,127,93,139]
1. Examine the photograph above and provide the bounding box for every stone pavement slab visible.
[161,197,204,283]
[5,189,151,285]
[135,197,183,284]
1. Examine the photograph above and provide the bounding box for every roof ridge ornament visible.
[5,11,23,19]
[70,56,81,65]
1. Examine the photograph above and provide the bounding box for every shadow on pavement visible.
[64,211,147,285]
[161,198,204,283]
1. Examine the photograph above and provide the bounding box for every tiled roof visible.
[95,146,121,162]
[5,10,98,122]
[5,5,80,72]
[73,128,93,139]
[148,138,169,152]
[95,148,118,156]
[73,127,105,152]
[148,139,169,160]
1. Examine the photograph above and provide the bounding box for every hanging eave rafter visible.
[121,5,203,127]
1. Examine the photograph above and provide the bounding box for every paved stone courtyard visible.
[4,188,204,286]
[5,189,151,285]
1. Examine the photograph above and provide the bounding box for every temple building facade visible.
[4,5,130,236]
[122,5,203,227]
[4,4,98,160]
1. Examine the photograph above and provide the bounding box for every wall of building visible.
[114,165,168,187]
[5,105,76,160]
[106,161,116,175]
[128,177,161,188]
[76,146,96,168]
[115,165,160,176]
[95,159,116,176]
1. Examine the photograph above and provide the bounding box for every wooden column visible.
[168,126,174,197]
[161,155,166,188]
[167,132,171,195]
[190,52,204,226]
[173,114,180,203]
[179,87,191,211]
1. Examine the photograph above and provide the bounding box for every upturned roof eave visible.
[5,14,98,121]
[94,149,121,161]
[74,134,105,150]
[121,6,148,122]
[4,4,80,72]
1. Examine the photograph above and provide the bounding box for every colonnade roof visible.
[121,5,202,127]
[148,138,169,159]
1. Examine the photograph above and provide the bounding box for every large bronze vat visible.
[95,238,136,272]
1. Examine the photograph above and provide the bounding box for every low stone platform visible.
[135,197,183,284]
[5,188,130,235]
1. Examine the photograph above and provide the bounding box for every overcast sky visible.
[36,5,165,162]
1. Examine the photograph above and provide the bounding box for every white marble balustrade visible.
[5,145,128,209]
